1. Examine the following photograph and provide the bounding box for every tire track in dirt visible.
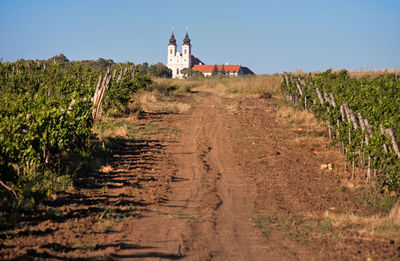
[113,92,232,260]
[113,98,208,259]
[100,92,282,260]
[183,93,284,260]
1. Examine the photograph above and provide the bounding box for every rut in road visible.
[117,92,275,260]
[180,94,282,260]
[115,92,275,260]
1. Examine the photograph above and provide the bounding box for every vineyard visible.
[1,67,400,259]
[0,60,151,208]
[281,70,400,191]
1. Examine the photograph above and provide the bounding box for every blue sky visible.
[0,0,399,74]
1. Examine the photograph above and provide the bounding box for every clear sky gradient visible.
[0,0,399,74]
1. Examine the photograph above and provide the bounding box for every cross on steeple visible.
[169,27,176,45]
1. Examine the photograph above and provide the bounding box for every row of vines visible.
[281,70,400,192]
[0,60,151,207]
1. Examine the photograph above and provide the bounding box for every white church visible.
[167,31,254,79]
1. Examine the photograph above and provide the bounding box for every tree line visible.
[17,54,173,78]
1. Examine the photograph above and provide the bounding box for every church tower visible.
[167,32,177,75]
[167,28,193,78]
[182,32,191,69]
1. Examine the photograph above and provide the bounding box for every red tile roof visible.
[192,64,241,73]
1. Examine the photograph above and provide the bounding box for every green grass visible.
[356,190,397,213]
[374,223,400,240]
[251,211,337,243]
[96,119,160,137]
[316,218,333,233]
[94,118,181,141]
[251,212,276,238]
[149,78,196,95]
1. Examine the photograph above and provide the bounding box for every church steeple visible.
[169,32,176,45]
[183,32,191,46]
[182,27,191,70]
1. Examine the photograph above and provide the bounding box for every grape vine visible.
[281,70,400,192]
[0,59,151,206]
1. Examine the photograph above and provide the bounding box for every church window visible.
[177,68,179,74]
[170,49,172,54]
[184,49,187,54]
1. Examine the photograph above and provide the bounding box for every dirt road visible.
[2,89,399,260]
[120,90,399,260]
[115,93,279,260]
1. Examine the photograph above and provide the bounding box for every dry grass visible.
[99,165,113,173]
[348,69,400,79]
[190,74,323,133]
[134,91,191,114]
[101,126,128,139]
[150,78,198,94]
[277,106,317,127]
[223,74,282,96]
[226,103,240,114]
[194,74,282,98]
[93,118,132,140]
[278,105,327,151]
[325,203,400,240]
[128,78,194,114]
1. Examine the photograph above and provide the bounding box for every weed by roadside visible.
[356,190,397,213]
[93,118,180,141]
[325,202,400,241]
[252,212,273,238]
[276,102,322,131]
[251,212,321,242]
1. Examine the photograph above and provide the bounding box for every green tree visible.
[181,68,204,79]
[220,64,226,75]
[136,62,149,75]
[148,62,172,78]
[77,58,115,71]
[47,53,70,64]
[212,64,218,76]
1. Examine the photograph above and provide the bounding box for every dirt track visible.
[2,89,400,260]
[107,91,400,260]
[116,93,277,260]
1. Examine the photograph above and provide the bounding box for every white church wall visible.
[167,32,191,79]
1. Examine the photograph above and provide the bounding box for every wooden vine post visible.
[91,66,136,121]
[343,103,358,179]
[0,179,20,203]
[92,68,112,121]
[386,128,400,159]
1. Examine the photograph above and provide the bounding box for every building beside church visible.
[167,31,254,78]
